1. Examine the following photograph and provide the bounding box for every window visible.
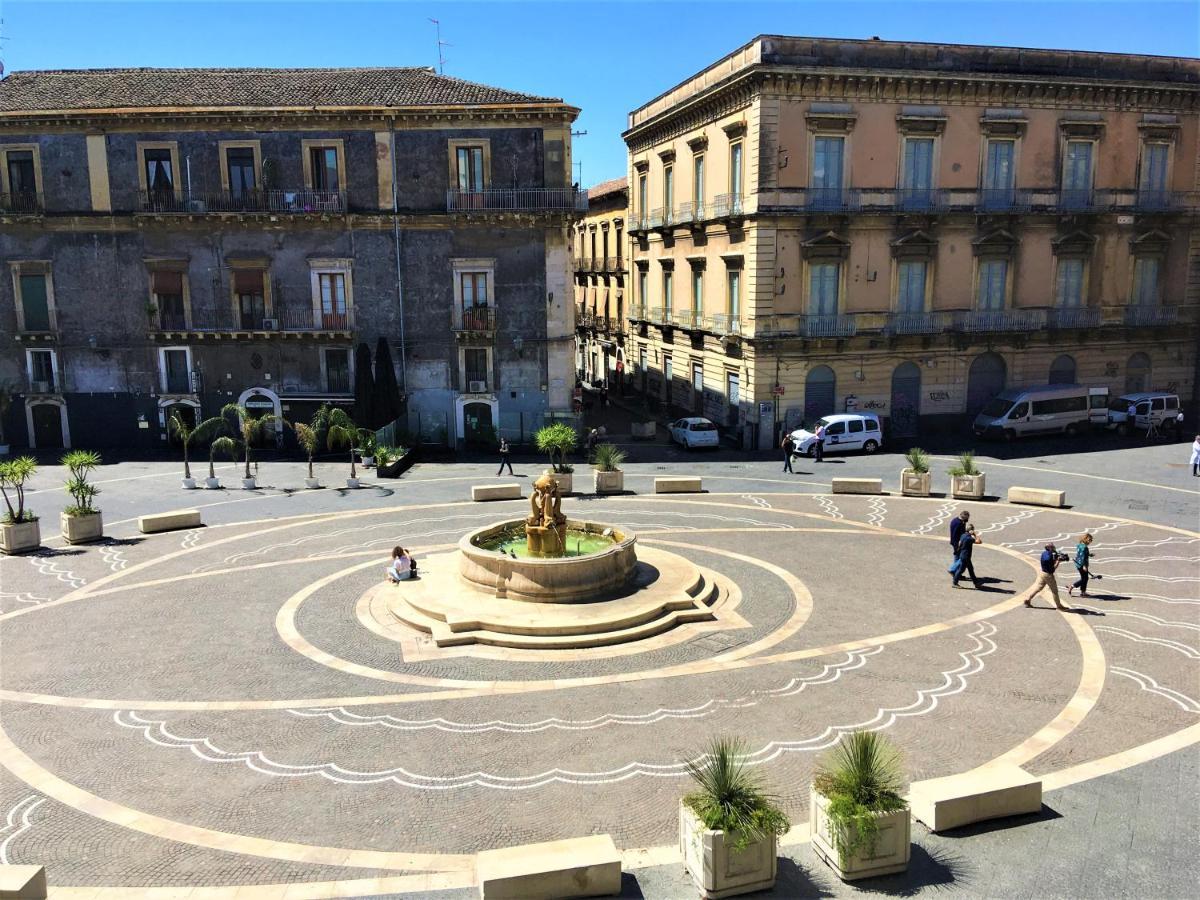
[808,263,839,316]
[1062,141,1093,204]
[225,147,257,198]
[461,272,488,310]
[27,349,56,392]
[319,273,348,327]
[664,354,673,385]
[811,135,844,204]
[729,142,743,198]
[160,348,192,394]
[1132,257,1160,306]
[144,149,174,196]
[1055,259,1085,308]
[847,419,864,433]
[691,268,703,314]
[693,154,705,206]
[726,372,739,405]
[1139,142,1169,199]
[6,150,35,196]
[1008,402,1029,420]
[865,419,879,431]
[692,363,703,393]
[977,259,1008,310]
[901,137,935,203]
[639,347,647,371]
[234,269,267,329]
[16,271,51,332]
[151,270,187,329]
[727,269,741,318]
[825,421,846,436]
[897,260,927,313]
[982,139,1015,206]
[638,269,648,311]
[308,146,340,191]
[456,145,485,192]
[464,348,489,388]
[1031,396,1087,416]
[1,146,42,210]
[638,173,648,214]
[323,348,351,394]
[662,270,673,312]
[590,232,597,263]
[663,164,674,211]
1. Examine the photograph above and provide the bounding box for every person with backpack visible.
[497,437,514,476]
[782,433,795,473]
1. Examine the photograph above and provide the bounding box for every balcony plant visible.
[0,455,39,554]
[948,451,986,500]
[60,449,103,544]
[205,436,237,489]
[591,443,626,495]
[810,730,910,881]
[679,737,789,898]
[323,406,361,488]
[535,422,577,494]
[294,420,322,489]
[900,447,932,497]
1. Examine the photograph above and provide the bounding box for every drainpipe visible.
[389,118,406,393]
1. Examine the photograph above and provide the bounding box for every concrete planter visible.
[61,511,103,544]
[241,477,257,490]
[950,473,986,500]
[362,456,375,468]
[680,802,778,899]
[305,477,322,489]
[205,477,221,489]
[810,789,910,881]
[181,477,197,490]
[593,469,624,494]
[346,477,360,489]
[901,469,931,497]
[0,518,41,555]
[545,471,573,495]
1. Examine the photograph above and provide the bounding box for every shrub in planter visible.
[592,443,626,494]
[61,449,104,544]
[901,447,932,497]
[948,451,986,500]
[357,429,379,467]
[205,436,238,489]
[0,455,40,554]
[680,737,789,898]
[536,423,578,494]
[810,730,910,881]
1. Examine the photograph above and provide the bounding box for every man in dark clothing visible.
[1027,542,1069,610]
[949,511,970,558]
[782,434,795,473]
[496,437,514,476]
[952,524,982,588]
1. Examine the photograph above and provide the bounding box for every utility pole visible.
[428,18,449,75]
[571,129,587,187]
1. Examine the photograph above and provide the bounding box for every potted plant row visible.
[900,447,931,497]
[591,442,626,494]
[535,423,577,494]
[0,456,39,554]
[949,450,986,500]
[60,449,103,544]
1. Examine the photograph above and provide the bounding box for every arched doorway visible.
[26,400,68,449]
[1125,352,1152,393]
[160,400,199,446]
[967,353,1007,419]
[890,361,921,437]
[1049,354,1077,385]
[462,401,495,446]
[804,366,836,424]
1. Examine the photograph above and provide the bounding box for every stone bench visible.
[477,834,621,899]
[472,483,522,502]
[0,865,47,899]
[831,477,884,495]
[137,509,202,534]
[909,763,1042,832]
[1007,486,1066,508]
[654,476,702,494]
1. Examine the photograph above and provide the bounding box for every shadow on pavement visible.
[843,842,974,896]
[930,802,1063,839]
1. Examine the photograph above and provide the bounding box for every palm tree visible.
[207,436,238,480]
[221,403,288,480]
[322,406,359,479]
[167,410,198,481]
[294,421,319,480]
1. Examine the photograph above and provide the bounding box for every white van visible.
[789,413,883,456]
[1106,392,1183,436]
[973,384,1109,440]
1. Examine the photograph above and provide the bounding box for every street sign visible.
[772,384,785,396]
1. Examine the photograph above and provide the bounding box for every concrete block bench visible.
[654,476,702,494]
[472,484,521,502]
[909,763,1042,832]
[0,865,47,899]
[631,421,657,439]
[831,477,884,495]
[137,509,202,534]
[477,834,621,899]
[1007,486,1066,508]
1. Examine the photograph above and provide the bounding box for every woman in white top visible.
[1190,434,1200,478]
[386,545,412,582]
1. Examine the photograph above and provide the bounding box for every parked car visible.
[789,413,883,456]
[670,417,721,449]
[1106,392,1183,436]
[972,384,1109,440]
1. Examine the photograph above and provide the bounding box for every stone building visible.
[572,177,627,386]
[0,66,582,450]
[622,36,1200,447]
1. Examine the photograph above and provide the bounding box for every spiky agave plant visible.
[903,446,930,474]
[683,737,789,851]
[812,730,907,863]
[948,450,980,477]
[591,443,626,473]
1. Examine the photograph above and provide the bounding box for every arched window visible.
[1126,352,1152,393]
[804,365,836,423]
[1049,354,1077,385]
[967,352,1007,418]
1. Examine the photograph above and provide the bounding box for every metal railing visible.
[1047,307,1102,329]
[456,306,496,332]
[675,201,706,224]
[1124,306,1178,327]
[711,194,744,218]
[26,375,58,394]
[756,314,858,338]
[604,256,625,273]
[445,188,587,213]
[572,256,589,272]
[138,189,347,214]
[956,309,1046,332]
[627,213,648,232]
[647,208,666,229]
[648,306,668,325]
[671,309,704,328]
[0,192,43,214]
[708,313,743,335]
[628,304,647,321]
[884,311,955,335]
[150,307,351,332]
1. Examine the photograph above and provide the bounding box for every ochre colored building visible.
[573,177,628,386]
[621,36,1199,446]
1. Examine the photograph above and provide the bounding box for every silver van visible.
[1106,392,1183,437]
[973,384,1110,440]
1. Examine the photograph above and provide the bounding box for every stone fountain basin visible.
[460,519,637,603]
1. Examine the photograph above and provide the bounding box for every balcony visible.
[647,306,667,325]
[671,309,704,329]
[627,304,647,321]
[454,306,496,334]
[1047,307,1102,329]
[604,256,625,274]
[1124,306,1178,327]
[138,189,347,215]
[445,188,587,213]
[708,313,743,336]
[647,208,666,229]
[756,314,858,338]
[884,311,956,335]
[573,256,589,273]
[26,374,59,395]
[955,309,1046,332]
[675,201,706,225]
[627,213,648,233]
[0,192,43,215]
[149,306,353,337]
[711,194,744,219]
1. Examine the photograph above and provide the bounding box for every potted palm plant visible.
[810,730,910,881]
[323,407,361,488]
[295,420,322,489]
[949,451,986,500]
[591,442,626,494]
[900,447,931,497]
[679,737,789,898]
[357,429,378,467]
[168,410,201,489]
[205,436,237,489]
[60,449,103,544]
[223,403,283,490]
[535,422,577,494]
[0,456,39,554]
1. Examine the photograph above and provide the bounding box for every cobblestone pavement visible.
[0,447,1196,896]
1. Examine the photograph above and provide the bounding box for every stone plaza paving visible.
[0,446,1196,897]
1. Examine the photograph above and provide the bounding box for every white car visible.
[670,417,721,449]
[789,413,883,456]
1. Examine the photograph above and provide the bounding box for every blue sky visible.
[3,1,1196,184]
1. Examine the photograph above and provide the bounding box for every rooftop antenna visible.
[428,18,450,75]
[0,1,8,78]
[571,129,587,187]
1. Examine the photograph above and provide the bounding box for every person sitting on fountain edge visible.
[386,545,415,582]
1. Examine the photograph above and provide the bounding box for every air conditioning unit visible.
[261,318,279,330]
[468,380,488,393]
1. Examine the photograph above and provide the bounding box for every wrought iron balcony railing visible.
[151,306,352,333]
[138,189,347,214]
[1124,305,1178,327]
[675,201,706,224]
[445,188,587,213]
[711,194,744,218]
[647,208,666,229]
[708,313,743,335]
[648,306,668,325]
[604,256,625,273]
[0,192,44,214]
[755,314,858,338]
[1046,307,1102,329]
[884,311,956,335]
[455,306,496,332]
[955,309,1047,332]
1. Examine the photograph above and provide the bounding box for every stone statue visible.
[526,473,568,556]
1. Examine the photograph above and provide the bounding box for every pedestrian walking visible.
[1190,434,1200,477]
[1069,532,1094,597]
[813,423,826,462]
[782,433,796,473]
[600,384,609,408]
[585,428,599,457]
[949,511,970,559]
[1026,542,1069,610]
[496,437,514,476]
[952,524,982,589]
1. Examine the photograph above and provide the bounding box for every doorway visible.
[890,361,921,437]
[967,353,1007,419]
[463,401,495,446]
[805,366,836,424]
[30,403,65,449]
